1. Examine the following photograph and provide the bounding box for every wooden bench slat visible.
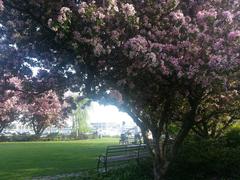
[97,144,150,173]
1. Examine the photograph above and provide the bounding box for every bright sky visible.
[87,102,135,127]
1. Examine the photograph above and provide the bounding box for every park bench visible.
[97,144,150,172]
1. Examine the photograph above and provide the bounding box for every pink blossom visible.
[57,15,67,24]
[73,31,82,42]
[177,71,184,78]
[208,55,224,69]
[213,38,224,50]
[9,77,22,89]
[0,76,24,129]
[170,10,184,21]
[60,7,71,14]
[121,3,136,17]
[222,11,234,24]
[111,30,120,40]
[48,18,58,31]
[29,91,62,117]
[48,18,53,27]
[197,9,217,22]
[0,0,3,11]
[146,52,157,67]
[235,11,240,19]
[124,35,149,58]
[57,7,72,24]
[78,2,88,14]
[228,31,240,41]
[108,0,119,12]
[96,11,105,20]
[93,43,104,56]
[93,10,105,21]
[159,61,170,76]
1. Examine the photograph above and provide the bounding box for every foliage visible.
[94,160,153,180]
[0,132,98,142]
[72,98,91,136]
[167,138,240,179]
[4,134,38,142]
[191,87,240,139]
[43,132,97,141]
[0,0,240,179]
[224,124,240,147]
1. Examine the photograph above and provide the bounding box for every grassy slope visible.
[0,138,118,179]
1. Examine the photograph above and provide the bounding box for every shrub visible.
[167,138,240,179]
[93,160,153,180]
[224,126,240,147]
[0,135,10,142]
[0,133,38,142]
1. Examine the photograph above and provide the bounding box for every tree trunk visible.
[34,130,42,138]
[153,158,169,180]
[153,158,162,180]
[33,124,45,138]
[152,140,170,180]
[0,124,5,133]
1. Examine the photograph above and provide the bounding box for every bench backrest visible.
[105,144,148,157]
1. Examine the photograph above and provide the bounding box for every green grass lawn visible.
[0,138,118,179]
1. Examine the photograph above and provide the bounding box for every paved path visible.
[31,171,90,180]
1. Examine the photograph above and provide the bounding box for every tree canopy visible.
[0,0,240,179]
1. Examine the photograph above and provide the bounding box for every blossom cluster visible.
[90,37,106,56]
[0,76,24,127]
[120,2,240,88]
[228,30,240,41]
[121,3,136,18]
[170,10,184,21]
[222,11,234,24]
[78,1,105,22]
[124,35,149,59]
[196,8,217,22]
[107,0,119,12]
[57,7,72,24]
[50,0,240,100]
[9,76,23,90]
[47,7,72,32]
[78,2,88,14]
[0,0,3,12]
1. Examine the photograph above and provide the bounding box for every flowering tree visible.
[49,1,240,178]
[1,0,240,179]
[22,90,64,136]
[0,76,25,133]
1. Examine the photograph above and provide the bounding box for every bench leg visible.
[104,161,107,173]
[137,157,140,165]
[97,159,100,172]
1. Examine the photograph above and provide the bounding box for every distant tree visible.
[72,98,90,137]
[22,90,64,136]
